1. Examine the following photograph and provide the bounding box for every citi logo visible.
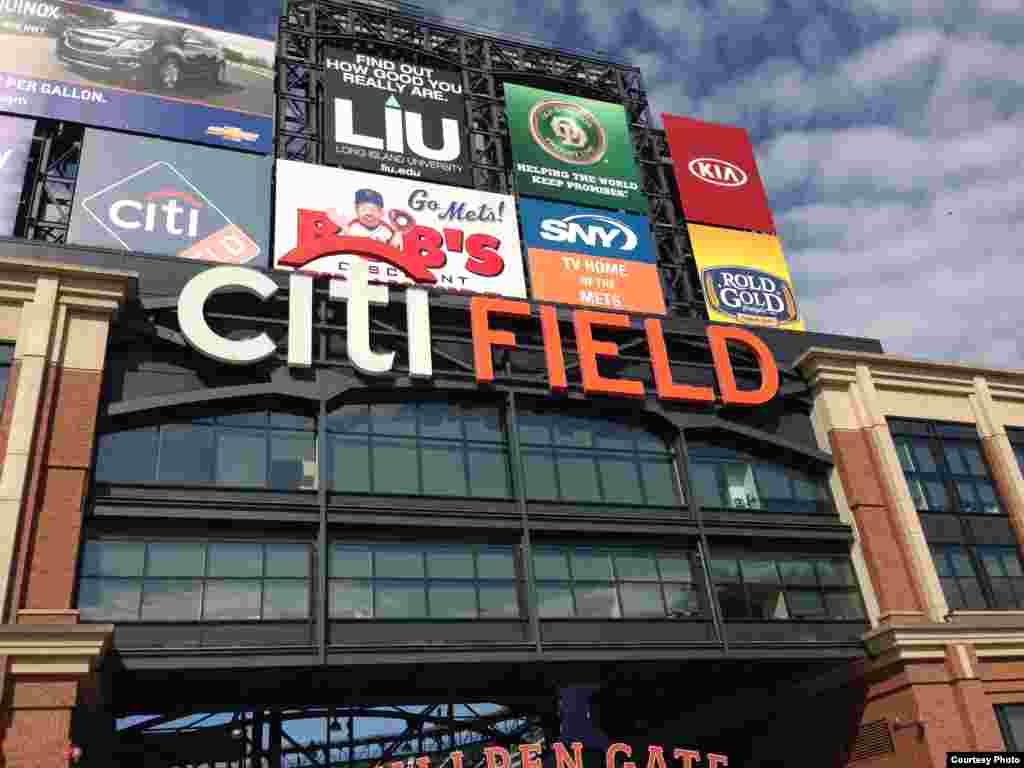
[688,157,748,187]
[335,96,460,162]
[109,188,204,237]
[538,214,638,251]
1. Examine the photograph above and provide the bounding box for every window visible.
[94,411,316,490]
[709,554,864,621]
[1010,430,1024,480]
[532,546,704,619]
[0,344,11,405]
[996,704,1024,750]
[688,441,831,515]
[518,410,678,506]
[327,402,510,498]
[330,543,519,619]
[78,539,310,622]
[891,419,1023,612]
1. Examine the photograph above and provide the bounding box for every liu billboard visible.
[0,114,35,236]
[0,0,274,152]
[68,128,271,266]
[662,113,775,233]
[687,223,804,331]
[323,48,471,187]
[504,83,647,214]
[519,198,665,315]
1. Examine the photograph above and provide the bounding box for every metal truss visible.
[276,0,706,319]
[113,701,547,768]
[15,120,84,244]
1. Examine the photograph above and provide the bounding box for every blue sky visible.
[105,0,1023,367]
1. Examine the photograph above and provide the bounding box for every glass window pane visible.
[980,548,1008,578]
[592,420,634,450]
[372,438,420,495]
[534,551,570,580]
[537,585,574,617]
[710,558,740,582]
[724,462,759,509]
[418,402,462,439]
[518,412,553,446]
[944,445,968,475]
[977,482,1001,514]
[207,543,262,578]
[907,478,930,510]
[950,549,977,578]
[598,457,643,504]
[330,436,371,493]
[940,578,964,610]
[691,463,725,508]
[754,463,791,500]
[216,431,267,488]
[428,583,477,618]
[371,403,418,436]
[961,445,987,476]
[924,480,949,512]
[785,590,826,618]
[327,405,370,434]
[741,559,781,584]
[269,413,315,430]
[825,590,865,620]
[203,580,261,620]
[421,441,469,497]
[748,583,789,619]
[619,583,665,617]
[332,546,371,578]
[375,547,425,578]
[931,549,953,577]
[910,439,937,473]
[266,544,308,578]
[664,584,702,617]
[715,583,748,618]
[614,553,659,581]
[991,579,1018,610]
[959,578,987,610]
[95,429,157,483]
[478,550,515,579]
[793,473,825,502]
[217,412,267,427]
[146,542,204,577]
[263,580,309,619]
[1002,552,1024,578]
[557,453,601,502]
[270,433,316,490]
[141,580,202,621]
[524,449,558,500]
[641,458,678,506]
[573,583,620,618]
[895,440,915,473]
[330,579,372,618]
[479,584,519,617]
[467,447,510,498]
[571,551,613,581]
[461,404,502,443]
[658,554,693,582]
[157,424,214,484]
[375,581,427,618]
[78,578,141,621]
[957,481,980,514]
[778,560,816,586]
[554,416,594,448]
[82,541,145,577]
[427,548,474,579]
[816,559,855,586]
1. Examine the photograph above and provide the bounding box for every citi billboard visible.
[68,129,270,266]
[662,114,775,233]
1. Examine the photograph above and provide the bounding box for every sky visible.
[99,0,1024,368]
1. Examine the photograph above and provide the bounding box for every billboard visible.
[519,198,664,315]
[274,160,527,299]
[687,223,804,331]
[68,128,271,266]
[662,114,775,233]
[504,83,647,214]
[323,48,471,187]
[0,114,35,236]
[0,0,274,152]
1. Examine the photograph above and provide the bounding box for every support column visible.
[971,377,1024,547]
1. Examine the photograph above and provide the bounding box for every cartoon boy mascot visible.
[342,188,408,248]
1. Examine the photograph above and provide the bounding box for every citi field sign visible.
[176,262,780,407]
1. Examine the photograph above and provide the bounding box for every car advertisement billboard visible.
[662,113,776,233]
[504,83,647,214]
[323,48,471,187]
[0,0,274,152]
[68,128,271,266]
[687,223,804,331]
[0,114,35,236]
[519,197,665,315]
[274,160,526,299]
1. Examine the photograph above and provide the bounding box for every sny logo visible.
[80,161,260,264]
[688,157,748,187]
[539,214,638,252]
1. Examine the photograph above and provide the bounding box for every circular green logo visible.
[527,99,608,165]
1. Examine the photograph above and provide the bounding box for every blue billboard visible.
[0,0,274,152]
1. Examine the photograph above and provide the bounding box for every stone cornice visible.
[0,256,136,312]
[0,624,114,677]
[864,619,1024,663]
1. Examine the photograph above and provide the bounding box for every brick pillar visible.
[970,378,1024,548]
[0,677,78,768]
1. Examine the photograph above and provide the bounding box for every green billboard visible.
[504,83,647,213]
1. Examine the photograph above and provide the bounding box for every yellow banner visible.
[687,223,805,332]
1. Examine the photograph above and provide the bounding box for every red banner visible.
[662,113,776,234]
